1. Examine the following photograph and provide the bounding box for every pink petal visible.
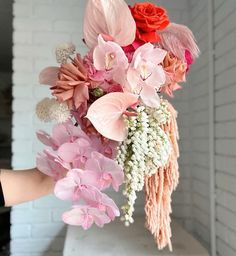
[73,84,89,110]
[57,139,90,163]
[36,130,58,150]
[62,207,94,229]
[86,92,138,141]
[39,67,59,85]
[140,85,160,108]
[83,0,136,49]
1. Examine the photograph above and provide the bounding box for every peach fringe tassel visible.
[145,102,180,251]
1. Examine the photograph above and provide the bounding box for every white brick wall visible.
[187,0,211,248]
[12,0,191,255]
[181,1,236,255]
[213,1,236,255]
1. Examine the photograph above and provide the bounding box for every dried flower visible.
[36,97,70,123]
[55,43,76,64]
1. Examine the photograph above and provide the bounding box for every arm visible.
[0,168,55,207]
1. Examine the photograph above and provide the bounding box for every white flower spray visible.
[116,100,171,226]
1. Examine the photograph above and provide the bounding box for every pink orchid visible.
[62,206,111,229]
[93,35,129,73]
[85,152,124,191]
[89,135,118,159]
[54,169,100,202]
[86,92,139,141]
[126,43,167,107]
[82,189,120,221]
[57,139,92,168]
[36,149,70,181]
[36,121,90,151]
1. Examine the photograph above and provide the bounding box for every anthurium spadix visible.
[83,0,136,49]
[86,92,139,141]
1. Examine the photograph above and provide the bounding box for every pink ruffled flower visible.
[63,205,111,229]
[161,52,187,97]
[126,43,167,107]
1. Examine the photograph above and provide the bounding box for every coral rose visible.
[130,2,170,43]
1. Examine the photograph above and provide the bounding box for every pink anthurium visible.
[85,152,124,191]
[86,92,139,141]
[83,0,136,49]
[62,206,111,229]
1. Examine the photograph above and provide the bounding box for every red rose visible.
[130,2,170,43]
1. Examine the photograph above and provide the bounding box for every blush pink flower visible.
[63,206,111,229]
[36,149,70,181]
[82,189,120,221]
[126,43,167,107]
[93,35,129,73]
[161,52,187,97]
[54,169,100,202]
[85,152,124,191]
[36,120,90,151]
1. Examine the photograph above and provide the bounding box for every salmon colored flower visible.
[161,52,187,97]
[51,54,100,110]
[130,2,170,43]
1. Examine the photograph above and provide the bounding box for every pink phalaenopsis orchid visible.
[36,149,70,181]
[54,169,100,202]
[36,120,90,151]
[82,189,120,220]
[57,139,93,168]
[63,206,111,229]
[126,43,167,107]
[85,152,124,191]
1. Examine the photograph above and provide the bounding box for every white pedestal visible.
[63,217,209,256]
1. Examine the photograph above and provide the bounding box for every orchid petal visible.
[140,85,160,108]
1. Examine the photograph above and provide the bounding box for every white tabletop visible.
[63,216,209,256]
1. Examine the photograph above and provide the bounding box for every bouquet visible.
[35,0,199,250]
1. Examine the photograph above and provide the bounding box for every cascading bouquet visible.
[35,0,199,251]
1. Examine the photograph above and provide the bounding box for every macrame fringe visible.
[144,101,179,251]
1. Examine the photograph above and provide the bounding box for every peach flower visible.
[51,54,99,110]
[161,52,187,97]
